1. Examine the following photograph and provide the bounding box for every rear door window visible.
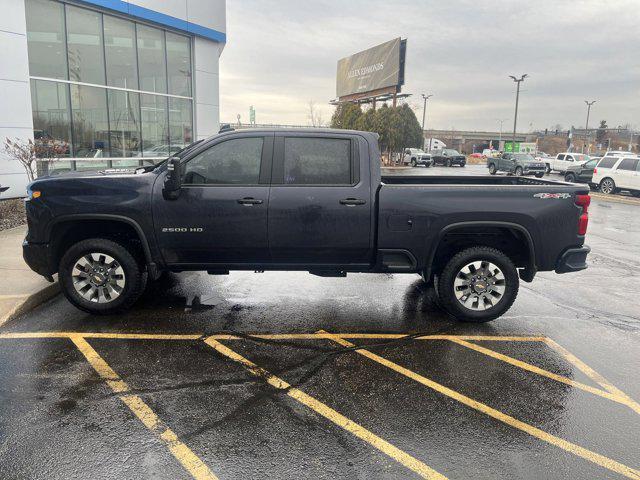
[617,158,639,171]
[557,154,565,160]
[597,158,617,169]
[283,137,352,185]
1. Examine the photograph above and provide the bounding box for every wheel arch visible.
[424,221,536,281]
[47,214,155,273]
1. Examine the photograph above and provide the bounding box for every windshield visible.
[443,149,460,155]
[513,153,535,161]
[151,140,205,167]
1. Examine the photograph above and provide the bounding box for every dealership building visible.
[0,0,226,197]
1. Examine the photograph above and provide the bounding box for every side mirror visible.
[163,157,183,200]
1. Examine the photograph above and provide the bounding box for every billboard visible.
[336,38,404,98]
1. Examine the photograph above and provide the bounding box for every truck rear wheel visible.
[488,163,497,174]
[436,246,519,322]
[59,238,144,315]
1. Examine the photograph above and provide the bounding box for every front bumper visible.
[555,245,590,273]
[23,239,54,278]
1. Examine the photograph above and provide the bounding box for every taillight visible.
[593,167,597,174]
[575,194,590,235]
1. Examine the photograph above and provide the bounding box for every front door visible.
[268,133,373,266]
[152,134,273,265]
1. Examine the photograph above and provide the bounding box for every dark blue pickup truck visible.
[23,128,591,322]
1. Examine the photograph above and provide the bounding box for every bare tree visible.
[3,138,67,182]
[308,101,324,127]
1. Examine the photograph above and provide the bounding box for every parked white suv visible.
[592,155,640,196]
[546,152,591,174]
[403,148,433,167]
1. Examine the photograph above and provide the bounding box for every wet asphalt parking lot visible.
[1,166,639,479]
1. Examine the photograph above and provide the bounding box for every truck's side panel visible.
[377,184,588,272]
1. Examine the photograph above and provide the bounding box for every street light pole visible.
[421,94,433,149]
[509,74,528,152]
[584,100,596,153]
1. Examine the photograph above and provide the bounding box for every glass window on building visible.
[104,15,138,90]
[108,90,141,158]
[169,98,193,150]
[30,79,72,158]
[25,0,68,80]
[70,85,109,162]
[140,94,169,157]
[66,5,105,85]
[166,32,192,96]
[137,25,167,94]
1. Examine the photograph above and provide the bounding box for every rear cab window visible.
[281,137,355,185]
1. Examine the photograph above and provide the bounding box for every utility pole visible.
[421,94,433,150]
[509,74,528,152]
[584,100,595,153]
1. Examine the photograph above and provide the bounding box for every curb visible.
[590,192,640,206]
[0,280,60,327]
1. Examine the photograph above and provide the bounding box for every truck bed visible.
[381,175,566,186]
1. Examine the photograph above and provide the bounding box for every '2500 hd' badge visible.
[162,227,204,233]
[533,193,571,199]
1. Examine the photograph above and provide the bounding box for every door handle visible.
[339,198,366,206]
[237,197,263,205]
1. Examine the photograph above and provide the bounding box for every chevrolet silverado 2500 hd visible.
[23,129,591,322]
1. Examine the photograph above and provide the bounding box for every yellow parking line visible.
[322,332,640,480]
[203,337,448,480]
[448,338,637,409]
[544,338,640,416]
[69,335,218,480]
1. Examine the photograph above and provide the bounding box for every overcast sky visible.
[219,0,639,132]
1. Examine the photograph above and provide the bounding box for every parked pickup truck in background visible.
[487,153,546,177]
[402,148,433,167]
[23,128,591,322]
[430,148,467,167]
[545,152,591,174]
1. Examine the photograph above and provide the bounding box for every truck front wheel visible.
[436,246,519,322]
[59,238,145,315]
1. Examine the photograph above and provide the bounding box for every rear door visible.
[152,133,273,265]
[268,133,373,266]
[614,158,639,189]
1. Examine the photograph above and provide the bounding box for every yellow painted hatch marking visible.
[69,335,218,480]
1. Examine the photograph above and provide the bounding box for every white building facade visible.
[0,0,226,198]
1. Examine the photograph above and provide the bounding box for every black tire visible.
[535,173,544,178]
[599,178,616,195]
[565,173,576,183]
[445,159,452,167]
[436,246,519,323]
[411,158,417,167]
[515,166,523,176]
[631,191,640,198]
[460,161,466,167]
[59,238,144,315]
[488,163,497,175]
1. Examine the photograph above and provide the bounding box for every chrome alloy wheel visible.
[72,252,126,303]
[453,260,506,311]
[600,178,615,194]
